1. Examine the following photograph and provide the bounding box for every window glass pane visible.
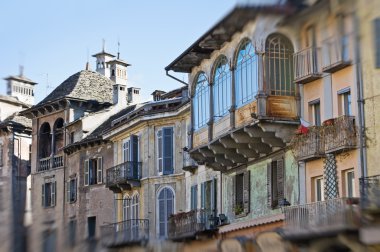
[193,73,210,129]
[213,57,231,118]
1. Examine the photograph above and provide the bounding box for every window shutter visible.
[42,184,45,207]
[163,127,173,175]
[0,144,3,167]
[51,182,56,206]
[267,163,273,208]
[232,175,236,210]
[74,179,77,202]
[211,178,216,213]
[66,181,70,203]
[277,159,285,206]
[157,130,163,173]
[97,157,103,184]
[84,160,89,186]
[131,135,139,178]
[201,182,205,209]
[375,18,380,68]
[243,170,250,214]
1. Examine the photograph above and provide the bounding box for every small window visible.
[234,171,250,216]
[88,216,96,239]
[309,100,321,126]
[267,159,284,208]
[344,169,355,197]
[70,132,75,144]
[66,178,77,203]
[314,176,324,202]
[111,69,115,76]
[42,181,56,208]
[84,157,103,186]
[157,127,173,175]
[338,90,351,116]
[190,185,198,210]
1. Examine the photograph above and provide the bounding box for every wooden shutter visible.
[157,130,163,173]
[74,179,77,202]
[66,181,70,203]
[201,182,205,209]
[42,184,45,206]
[163,127,173,175]
[277,159,284,206]
[243,170,250,214]
[211,178,216,213]
[84,160,89,186]
[131,135,139,178]
[97,157,103,184]
[232,175,236,210]
[51,182,56,206]
[267,163,273,208]
[375,18,380,68]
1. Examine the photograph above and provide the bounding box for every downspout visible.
[354,13,367,178]
[166,70,189,86]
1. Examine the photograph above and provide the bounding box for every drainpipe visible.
[354,13,367,178]
[165,70,188,86]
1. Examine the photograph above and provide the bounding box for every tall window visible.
[53,118,64,154]
[84,157,103,186]
[158,187,174,238]
[42,181,56,208]
[39,123,51,159]
[123,135,139,179]
[213,57,231,118]
[193,73,210,129]
[314,176,324,201]
[338,89,351,116]
[234,171,250,215]
[265,34,294,96]
[123,194,139,221]
[235,40,258,107]
[374,18,380,68]
[267,158,284,208]
[66,178,77,203]
[190,185,198,210]
[309,100,321,126]
[123,195,131,221]
[157,127,173,175]
[344,169,355,197]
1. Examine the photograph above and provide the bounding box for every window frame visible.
[212,56,232,119]
[343,169,355,197]
[42,181,56,208]
[338,88,351,116]
[267,158,284,209]
[84,157,103,186]
[66,178,77,204]
[193,73,210,130]
[156,127,174,176]
[314,176,324,202]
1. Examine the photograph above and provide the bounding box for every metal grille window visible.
[213,57,231,119]
[235,40,258,107]
[265,34,295,96]
[193,73,210,129]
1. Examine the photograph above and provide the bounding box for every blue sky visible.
[0,0,238,103]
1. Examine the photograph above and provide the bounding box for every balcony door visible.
[122,135,139,179]
[157,187,174,238]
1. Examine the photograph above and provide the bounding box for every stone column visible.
[208,82,214,142]
[255,52,267,118]
[229,65,236,129]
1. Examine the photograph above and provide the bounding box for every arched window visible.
[157,187,174,238]
[39,123,51,159]
[235,40,258,107]
[193,73,210,130]
[53,118,64,154]
[213,56,231,119]
[123,195,131,221]
[265,33,294,96]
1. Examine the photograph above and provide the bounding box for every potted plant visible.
[233,203,244,215]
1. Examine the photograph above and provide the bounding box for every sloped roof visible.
[0,112,32,130]
[0,95,30,108]
[4,75,37,85]
[38,70,113,105]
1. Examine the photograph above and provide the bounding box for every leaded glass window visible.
[193,73,210,129]
[213,57,231,119]
[235,40,258,107]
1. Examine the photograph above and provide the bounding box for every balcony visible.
[291,126,324,161]
[182,151,197,172]
[294,46,322,84]
[283,197,360,240]
[106,161,142,193]
[168,209,219,241]
[37,154,64,172]
[322,34,352,73]
[324,116,357,153]
[100,219,149,248]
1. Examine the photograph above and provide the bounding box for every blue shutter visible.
[163,127,173,175]
[375,18,380,68]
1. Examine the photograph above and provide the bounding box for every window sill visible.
[234,212,248,219]
[43,205,56,209]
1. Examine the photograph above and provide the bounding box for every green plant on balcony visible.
[234,203,244,215]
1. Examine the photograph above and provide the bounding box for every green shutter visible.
[267,163,273,208]
[97,157,103,184]
[243,170,250,214]
[84,160,89,186]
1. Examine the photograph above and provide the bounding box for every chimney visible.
[151,90,166,101]
[127,87,141,104]
[113,84,127,107]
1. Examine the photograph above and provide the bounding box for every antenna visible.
[117,40,120,59]
[44,73,53,97]
[102,39,105,52]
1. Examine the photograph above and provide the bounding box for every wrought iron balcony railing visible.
[100,219,149,248]
[284,197,360,239]
[291,126,324,161]
[106,161,142,188]
[322,34,352,73]
[168,209,218,240]
[324,116,357,153]
[360,175,380,212]
[294,46,322,84]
